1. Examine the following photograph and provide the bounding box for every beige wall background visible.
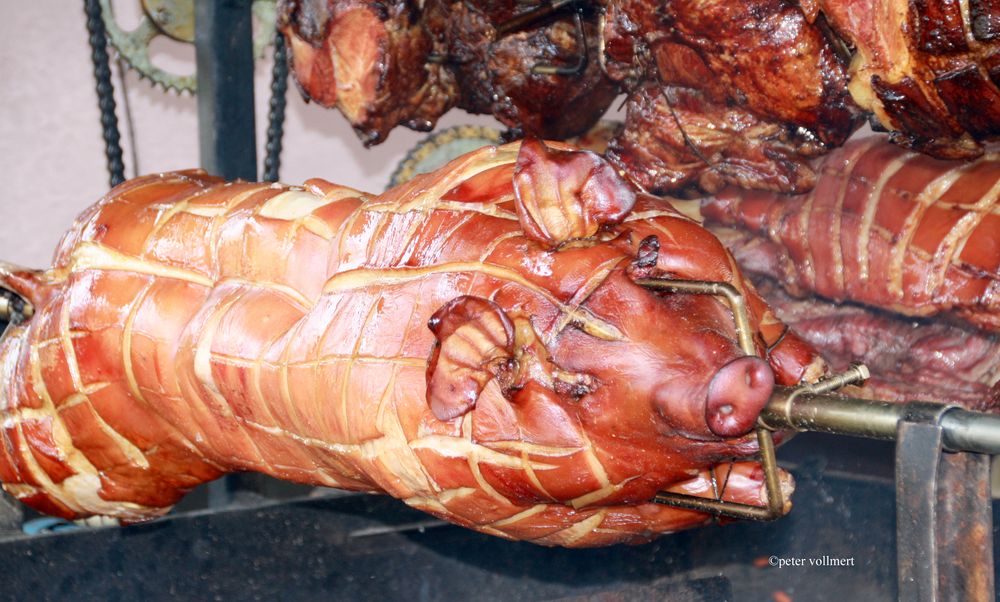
[0,1,500,268]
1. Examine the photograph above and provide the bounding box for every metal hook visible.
[658,87,716,170]
[531,10,588,76]
[426,53,474,67]
[494,0,583,37]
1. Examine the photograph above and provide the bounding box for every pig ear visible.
[426,296,516,421]
[513,138,636,247]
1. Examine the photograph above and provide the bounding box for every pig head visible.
[421,139,825,509]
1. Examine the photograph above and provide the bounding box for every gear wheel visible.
[388,126,504,189]
[100,0,277,93]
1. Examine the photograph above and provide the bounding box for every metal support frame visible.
[896,413,947,601]
[195,0,259,505]
[639,278,861,521]
[196,0,257,182]
[895,410,994,602]
[936,453,994,601]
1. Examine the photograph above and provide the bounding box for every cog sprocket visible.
[100,0,277,93]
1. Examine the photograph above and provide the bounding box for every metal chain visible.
[263,31,288,182]
[83,0,126,188]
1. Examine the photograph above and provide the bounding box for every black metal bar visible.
[195,0,257,182]
[760,388,1000,455]
[195,0,258,506]
[896,420,943,602]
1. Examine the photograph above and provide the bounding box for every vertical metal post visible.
[196,0,257,181]
[896,411,996,602]
[935,453,994,601]
[896,421,944,602]
[195,0,258,507]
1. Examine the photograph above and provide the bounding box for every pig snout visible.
[705,356,774,437]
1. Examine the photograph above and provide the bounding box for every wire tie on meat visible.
[530,11,589,76]
[495,0,583,37]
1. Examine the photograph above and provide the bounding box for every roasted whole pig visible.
[701,137,1000,409]
[0,140,823,546]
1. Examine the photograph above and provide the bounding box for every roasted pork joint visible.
[602,0,860,194]
[0,140,822,546]
[817,0,1000,158]
[279,0,618,144]
[703,137,1000,333]
[279,0,454,145]
[701,137,1000,411]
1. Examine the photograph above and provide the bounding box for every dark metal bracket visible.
[896,409,994,601]
[195,0,257,182]
[195,0,260,504]
[494,0,583,37]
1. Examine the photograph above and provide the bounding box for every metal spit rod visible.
[760,387,1000,456]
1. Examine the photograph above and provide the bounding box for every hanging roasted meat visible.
[752,280,1000,411]
[0,140,822,546]
[701,136,1000,410]
[601,0,860,194]
[817,0,1000,159]
[421,0,620,140]
[279,0,1000,195]
[278,0,455,145]
[703,136,1000,332]
[279,0,618,145]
